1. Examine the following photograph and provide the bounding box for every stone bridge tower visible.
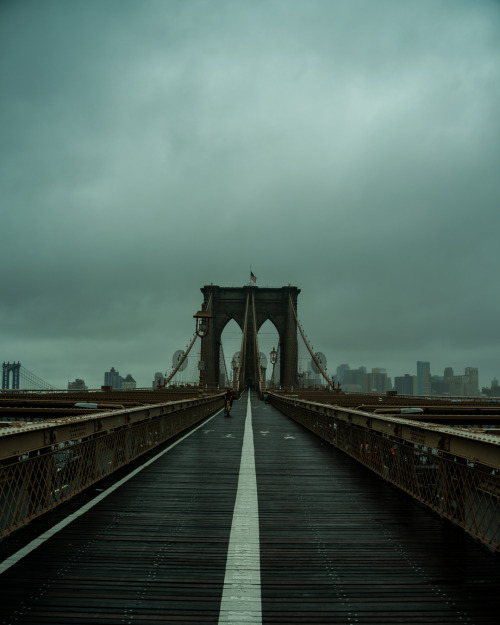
[200,285,300,389]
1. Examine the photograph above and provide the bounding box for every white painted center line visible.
[218,392,262,624]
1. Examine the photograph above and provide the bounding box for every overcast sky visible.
[1,0,499,390]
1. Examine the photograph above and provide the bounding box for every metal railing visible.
[0,394,223,538]
[269,393,500,553]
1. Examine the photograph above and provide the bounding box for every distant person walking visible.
[223,388,234,416]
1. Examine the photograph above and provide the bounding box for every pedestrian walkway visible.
[0,391,499,624]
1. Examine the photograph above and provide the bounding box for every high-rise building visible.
[394,374,417,395]
[336,364,350,384]
[444,367,454,380]
[445,367,479,397]
[104,367,123,389]
[464,367,479,396]
[417,361,431,395]
[343,368,366,392]
[366,368,388,393]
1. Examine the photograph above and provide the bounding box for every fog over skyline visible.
[1,0,499,390]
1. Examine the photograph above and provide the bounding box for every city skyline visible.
[335,361,481,396]
[2,353,494,396]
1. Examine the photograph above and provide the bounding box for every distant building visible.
[431,367,480,397]
[431,376,449,396]
[394,374,417,395]
[448,367,479,396]
[465,367,479,396]
[68,378,88,390]
[298,370,314,388]
[104,367,123,389]
[482,378,500,397]
[465,367,479,395]
[365,368,388,393]
[153,372,165,388]
[417,361,431,395]
[336,363,350,384]
[342,367,366,392]
[122,374,136,390]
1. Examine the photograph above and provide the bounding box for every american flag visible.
[250,271,257,283]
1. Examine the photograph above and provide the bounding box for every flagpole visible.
[249,267,257,286]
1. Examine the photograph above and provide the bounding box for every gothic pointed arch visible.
[199,285,300,388]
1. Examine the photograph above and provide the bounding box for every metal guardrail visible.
[269,393,500,553]
[0,394,223,538]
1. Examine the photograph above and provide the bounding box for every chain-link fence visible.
[270,393,500,553]
[1,395,223,537]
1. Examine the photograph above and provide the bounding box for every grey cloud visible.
[1,0,499,389]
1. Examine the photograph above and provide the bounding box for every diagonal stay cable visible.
[289,294,333,389]
[163,293,214,386]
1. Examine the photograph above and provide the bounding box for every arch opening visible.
[201,285,300,389]
[220,318,243,389]
[257,319,280,388]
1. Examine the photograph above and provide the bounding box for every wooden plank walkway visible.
[0,391,499,624]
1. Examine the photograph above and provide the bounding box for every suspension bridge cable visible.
[20,366,56,390]
[289,294,334,389]
[163,331,198,387]
[220,342,229,387]
[251,291,265,392]
[163,293,214,387]
[235,292,249,391]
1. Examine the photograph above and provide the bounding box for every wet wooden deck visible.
[0,391,499,624]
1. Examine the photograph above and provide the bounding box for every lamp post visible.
[194,306,212,391]
[231,358,236,388]
[194,308,212,338]
[270,347,278,388]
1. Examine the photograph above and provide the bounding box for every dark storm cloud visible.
[1,0,499,388]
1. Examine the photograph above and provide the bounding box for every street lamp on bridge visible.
[270,347,278,388]
[231,358,237,388]
[193,307,212,338]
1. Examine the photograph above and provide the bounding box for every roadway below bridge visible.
[1,391,499,624]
